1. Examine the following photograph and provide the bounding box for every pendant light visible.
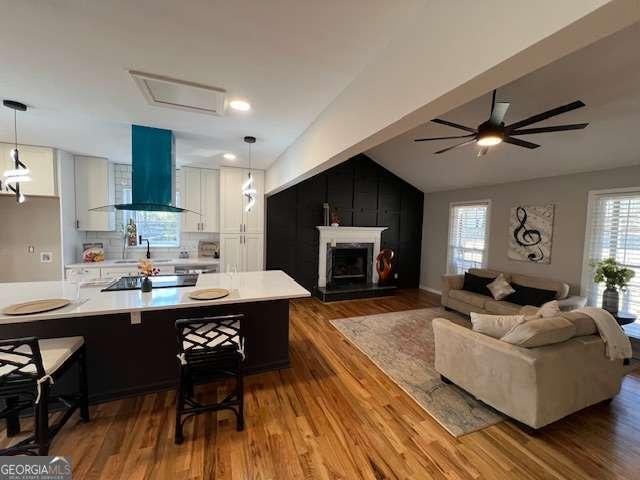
[2,100,31,204]
[242,136,257,212]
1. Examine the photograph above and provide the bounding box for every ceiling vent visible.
[130,70,226,116]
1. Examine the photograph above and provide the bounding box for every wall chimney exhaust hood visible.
[91,125,195,213]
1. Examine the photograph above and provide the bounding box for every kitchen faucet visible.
[139,235,151,259]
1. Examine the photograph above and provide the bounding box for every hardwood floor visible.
[2,290,639,479]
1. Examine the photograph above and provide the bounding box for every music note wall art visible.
[508,204,554,264]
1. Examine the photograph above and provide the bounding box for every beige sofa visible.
[433,311,625,429]
[441,268,586,315]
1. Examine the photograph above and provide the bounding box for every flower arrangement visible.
[592,257,635,290]
[138,259,159,278]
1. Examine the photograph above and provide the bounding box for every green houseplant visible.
[592,257,635,314]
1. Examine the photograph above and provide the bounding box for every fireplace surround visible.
[326,243,373,287]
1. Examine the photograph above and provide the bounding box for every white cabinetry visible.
[0,143,56,197]
[219,167,264,272]
[219,167,264,233]
[181,167,219,233]
[74,156,115,231]
[220,233,264,272]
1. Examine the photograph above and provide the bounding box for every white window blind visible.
[447,201,490,274]
[583,189,640,315]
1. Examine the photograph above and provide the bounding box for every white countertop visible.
[0,270,310,324]
[65,257,219,269]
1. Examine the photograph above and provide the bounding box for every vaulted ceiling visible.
[0,0,422,168]
[367,22,640,192]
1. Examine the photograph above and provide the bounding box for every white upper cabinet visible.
[201,168,219,233]
[219,167,264,234]
[0,143,56,197]
[74,156,115,231]
[181,166,202,232]
[181,166,219,233]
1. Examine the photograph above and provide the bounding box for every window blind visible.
[583,190,640,315]
[447,202,490,274]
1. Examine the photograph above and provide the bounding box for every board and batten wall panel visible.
[420,165,640,294]
[267,154,423,292]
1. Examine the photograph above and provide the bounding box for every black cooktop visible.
[102,274,199,292]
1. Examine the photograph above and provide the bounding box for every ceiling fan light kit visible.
[414,89,589,156]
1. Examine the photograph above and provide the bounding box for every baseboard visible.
[420,285,442,296]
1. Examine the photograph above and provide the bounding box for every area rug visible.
[330,307,504,437]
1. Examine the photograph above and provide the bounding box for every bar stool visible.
[0,336,89,455]
[174,314,245,444]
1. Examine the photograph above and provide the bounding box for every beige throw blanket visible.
[574,307,632,360]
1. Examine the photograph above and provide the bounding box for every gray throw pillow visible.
[500,317,576,347]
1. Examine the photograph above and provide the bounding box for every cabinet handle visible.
[76,220,80,229]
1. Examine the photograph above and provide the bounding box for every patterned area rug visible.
[330,307,504,437]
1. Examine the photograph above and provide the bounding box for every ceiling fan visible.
[414,90,588,156]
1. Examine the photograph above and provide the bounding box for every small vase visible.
[602,287,619,314]
[141,276,152,293]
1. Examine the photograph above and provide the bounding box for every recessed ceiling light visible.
[229,99,251,111]
[223,153,237,160]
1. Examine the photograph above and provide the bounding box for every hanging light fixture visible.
[242,136,257,212]
[2,100,31,204]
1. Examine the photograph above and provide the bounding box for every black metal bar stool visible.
[174,314,246,444]
[0,336,89,455]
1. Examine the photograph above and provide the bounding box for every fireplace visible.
[326,244,373,287]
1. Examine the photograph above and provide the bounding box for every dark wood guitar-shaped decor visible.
[376,248,395,285]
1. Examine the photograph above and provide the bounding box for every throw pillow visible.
[537,300,561,318]
[500,317,576,347]
[462,273,495,297]
[504,283,557,307]
[487,274,515,300]
[470,312,526,339]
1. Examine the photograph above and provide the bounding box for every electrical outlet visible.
[130,311,142,325]
[40,252,53,263]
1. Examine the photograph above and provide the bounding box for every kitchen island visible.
[0,271,310,402]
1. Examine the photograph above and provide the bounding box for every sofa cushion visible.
[487,274,515,300]
[500,317,576,347]
[485,299,522,315]
[510,273,569,300]
[448,289,489,309]
[462,272,495,297]
[470,312,526,338]
[561,312,598,337]
[504,283,557,307]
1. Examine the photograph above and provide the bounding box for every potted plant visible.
[138,259,159,292]
[592,257,635,314]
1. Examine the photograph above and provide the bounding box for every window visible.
[447,201,491,274]
[122,188,181,247]
[582,188,640,315]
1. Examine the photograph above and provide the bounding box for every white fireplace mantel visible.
[316,226,387,288]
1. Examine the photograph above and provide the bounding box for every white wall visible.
[266,0,638,195]
[420,165,640,294]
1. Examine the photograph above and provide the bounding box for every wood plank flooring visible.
[2,289,639,479]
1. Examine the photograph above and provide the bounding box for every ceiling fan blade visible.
[489,102,510,125]
[503,136,540,149]
[506,100,585,131]
[434,138,477,154]
[414,134,475,142]
[509,123,589,135]
[477,147,489,158]
[431,118,477,133]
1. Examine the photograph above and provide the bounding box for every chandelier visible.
[2,100,32,204]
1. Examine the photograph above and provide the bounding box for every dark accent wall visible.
[266,154,424,292]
